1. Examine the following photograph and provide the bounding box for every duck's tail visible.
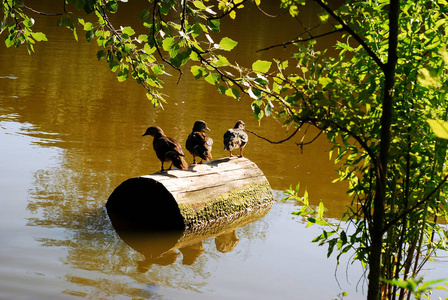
[167,151,189,170]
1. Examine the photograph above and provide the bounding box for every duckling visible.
[186,120,213,164]
[223,120,248,157]
[142,126,188,172]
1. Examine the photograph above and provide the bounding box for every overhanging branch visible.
[256,28,344,53]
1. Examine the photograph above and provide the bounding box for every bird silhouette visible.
[186,120,213,164]
[142,126,188,172]
[223,120,248,157]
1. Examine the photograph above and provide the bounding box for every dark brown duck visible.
[143,126,188,172]
[186,120,213,164]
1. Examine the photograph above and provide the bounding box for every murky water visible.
[1,1,447,299]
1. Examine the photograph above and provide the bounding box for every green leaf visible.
[252,60,272,73]
[96,50,107,61]
[204,73,220,85]
[191,66,206,79]
[109,60,119,72]
[31,32,47,42]
[24,18,35,28]
[85,30,95,42]
[139,9,150,21]
[83,22,94,31]
[289,5,299,17]
[152,64,164,75]
[318,201,325,219]
[251,101,264,121]
[219,37,238,51]
[193,1,207,9]
[225,88,240,99]
[418,68,440,87]
[206,19,220,33]
[162,37,179,58]
[117,67,129,82]
[122,26,135,36]
[106,1,118,13]
[427,119,448,140]
[215,55,230,67]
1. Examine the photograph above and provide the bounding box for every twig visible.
[22,3,62,16]
[256,28,343,53]
[245,125,301,144]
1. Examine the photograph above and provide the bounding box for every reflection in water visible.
[110,203,272,273]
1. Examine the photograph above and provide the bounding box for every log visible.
[106,157,273,231]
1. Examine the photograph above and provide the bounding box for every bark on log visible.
[106,157,273,231]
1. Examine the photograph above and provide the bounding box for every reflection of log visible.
[106,157,273,230]
[112,202,272,270]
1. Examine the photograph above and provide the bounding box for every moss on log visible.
[106,157,273,230]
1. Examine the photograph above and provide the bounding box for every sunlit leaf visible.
[252,60,272,73]
[204,73,220,85]
[162,37,179,58]
[427,119,448,140]
[122,26,135,36]
[219,37,238,51]
[225,88,240,99]
[418,68,440,87]
[318,201,325,219]
[24,18,35,28]
[83,22,94,31]
[31,32,47,42]
[193,1,207,9]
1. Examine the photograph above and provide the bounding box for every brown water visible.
[1,1,447,299]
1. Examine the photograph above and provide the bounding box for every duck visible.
[185,120,213,164]
[142,126,189,172]
[223,120,248,157]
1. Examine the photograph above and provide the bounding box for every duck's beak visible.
[205,127,211,131]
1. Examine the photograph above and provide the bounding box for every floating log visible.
[106,157,273,231]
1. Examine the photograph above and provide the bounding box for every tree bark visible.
[367,1,400,299]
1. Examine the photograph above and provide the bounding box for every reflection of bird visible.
[142,126,188,172]
[223,120,248,157]
[186,120,213,164]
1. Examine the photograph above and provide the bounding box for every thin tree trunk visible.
[367,0,400,299]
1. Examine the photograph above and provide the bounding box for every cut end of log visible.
[106,177,185,231]
[106,157,274,231]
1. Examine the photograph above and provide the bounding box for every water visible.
[1,1,447,299]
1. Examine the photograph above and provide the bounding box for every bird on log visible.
[223,120,248,157]
[186,120,214,164]
[142,126,189,172]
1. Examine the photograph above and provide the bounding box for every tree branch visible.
[256,28,344,53]
[245,125,301,144]
[313,0,386,72]
[152,0,183,79]
[22,2,62,16]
